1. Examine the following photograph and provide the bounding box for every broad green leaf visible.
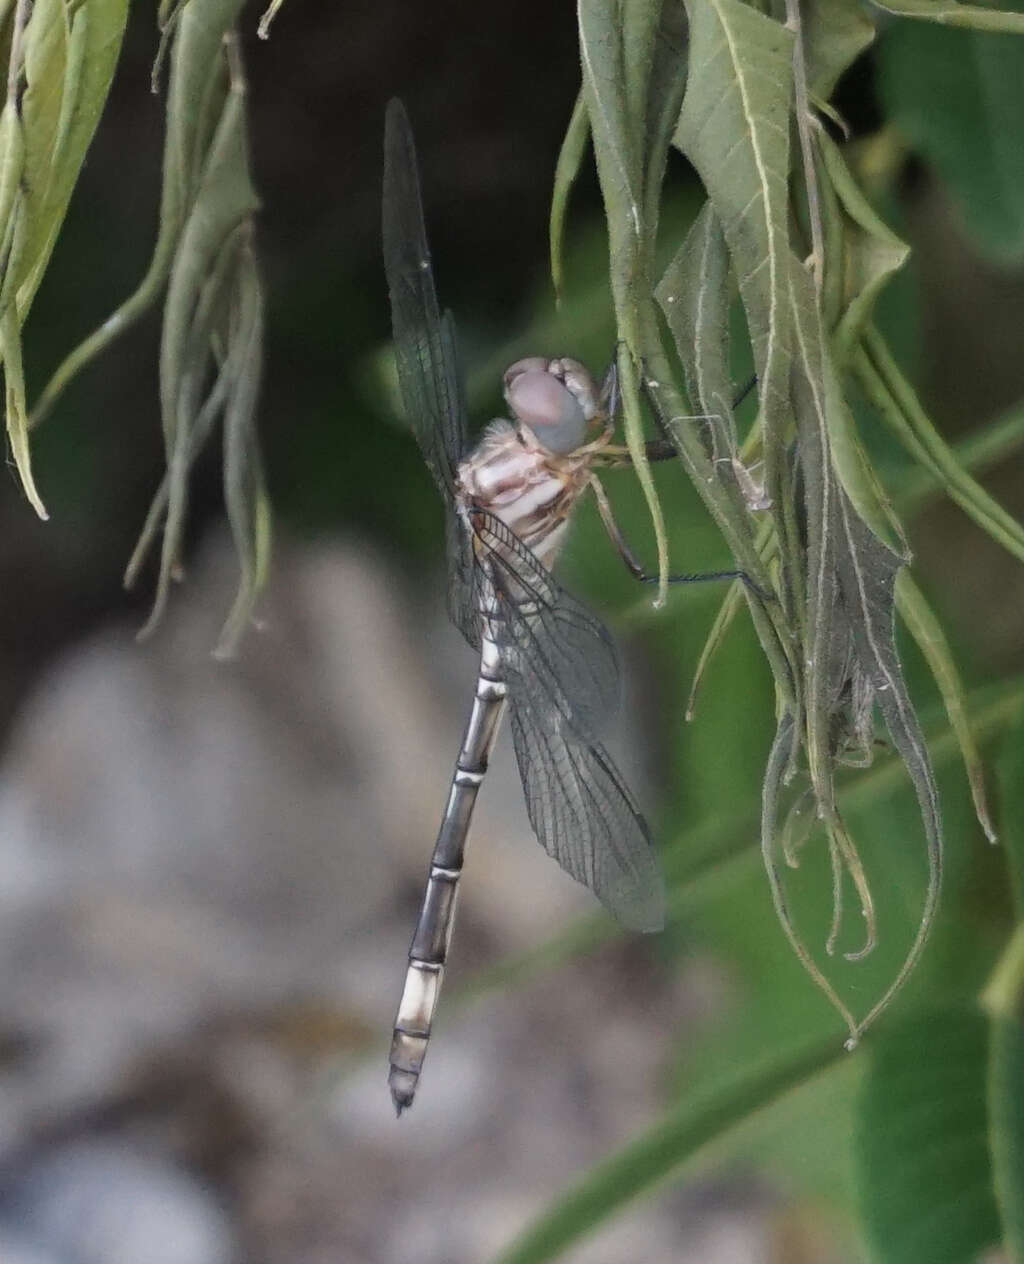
[548,90,588,305]
[855,327,1024,566]
[674,0,794,517]
[16,0,130,315]
[871,0,1024,32]
[16,0,68,284]
[878,20,1024,262]
[818,133,910,366]
[656,202,734,445]
[495,1032,846,1264]
[896,570,996,844]
[855,1007,1000,1264]
[637,0,688,240]
[804,0,876,97]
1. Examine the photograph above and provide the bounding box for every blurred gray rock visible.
[0,531,847,1263]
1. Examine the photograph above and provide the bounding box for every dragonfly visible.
[383,99,754,1115]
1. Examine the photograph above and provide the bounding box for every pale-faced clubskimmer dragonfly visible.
[383,99,753,1114]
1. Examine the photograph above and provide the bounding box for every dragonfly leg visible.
[588,474,773,601]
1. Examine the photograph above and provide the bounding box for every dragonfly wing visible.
[470,509,665,931]
[471,509,620,738]
[382,98,468,495]
[384,100,478,641]
[507,684,665,932]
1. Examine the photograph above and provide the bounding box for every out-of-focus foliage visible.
[25,0,269,654]
[0,0,129,518]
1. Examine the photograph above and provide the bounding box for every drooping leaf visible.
[855,326,1024,566]
[855,1007,1000,1264]
[30,0,245,428]
[818,133,910,366]
[871,0,1024,33]
[218,235,270,658]
[134,62,263,644]
[804,0,877,98]
[896,570,996,844]
[831,488,943,1036]
[549,90,588,306]
[16,0,130,314]
[257,0,288,38]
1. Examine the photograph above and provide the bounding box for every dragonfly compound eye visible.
[504,362,588,455]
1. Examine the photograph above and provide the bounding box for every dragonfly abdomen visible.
[388,639,508,1114]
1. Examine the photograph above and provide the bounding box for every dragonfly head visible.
[503,357,600,455]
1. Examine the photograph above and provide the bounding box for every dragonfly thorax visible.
[458,419,590,566]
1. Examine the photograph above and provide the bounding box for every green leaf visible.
[16,0,130,314]
[673,0,794,517]
[831,489,943,1036]
[494,1033,846,1264]
[878,19,1024,262]
[579,0,669,601]
[818,133,910,367]
[548,89,588,305]
[855,327,1024,566]
[871,0,1024,33]
[30,0,245,428]
[855,1007,1000,1264]
[135,66,260,640]
[217,236,270,658]
[896,571,997,844]
[804,0,877,97]
[988,1010,1024,1262]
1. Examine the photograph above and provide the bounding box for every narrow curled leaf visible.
[549,89,588,305]
[832,489,942,1036]
[29,0,245,429]
[870,0,1024,33]
[133,55,264,646]
[856,326,1024,566]
[896,570,996,843]
[819,133,909,366]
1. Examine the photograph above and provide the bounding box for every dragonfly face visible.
[503,356,602,456]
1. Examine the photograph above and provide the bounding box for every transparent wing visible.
[470,509,665,931]
[383,99,477,640]
[383,97,468,494]
[471,509,620,738]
